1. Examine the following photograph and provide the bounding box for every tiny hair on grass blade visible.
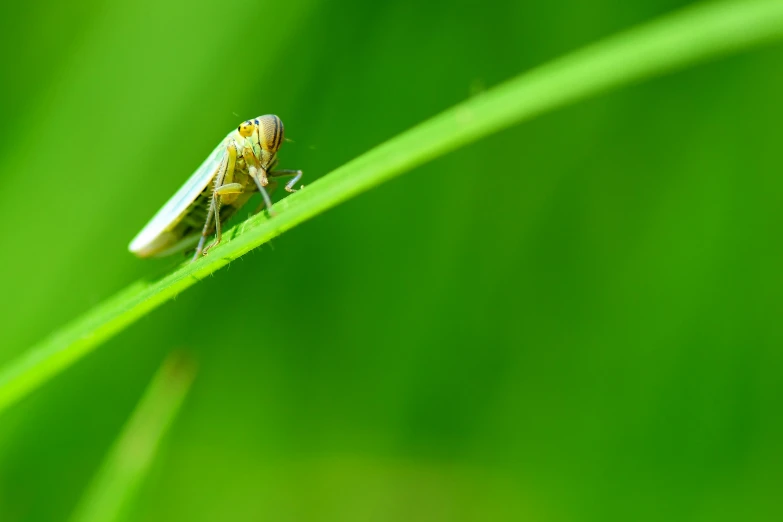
[128,114,303,261]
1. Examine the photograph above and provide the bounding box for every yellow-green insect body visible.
[129,115,302,260]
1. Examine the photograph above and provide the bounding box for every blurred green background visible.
[1,0,782,520]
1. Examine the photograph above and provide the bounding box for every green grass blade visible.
[1,0,782,415]
[68,352,196,522]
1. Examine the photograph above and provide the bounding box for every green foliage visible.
[1,1,782,521]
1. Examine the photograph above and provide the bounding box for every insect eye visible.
[238,121,256,138]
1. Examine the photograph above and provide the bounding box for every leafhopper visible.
[128,115,302,260]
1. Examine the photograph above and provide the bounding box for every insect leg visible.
[242,147,268,185]
[193,198,216,261]
[223,144,238,185]
[252,180,278,214]
[215,183,243,205]
[202,195,223,256]
[241,146,274,215]
[269,169,304,192]
[251,171,274,215]
[215,183,243,195]
[194,145,237,259]
[203,146,240,256]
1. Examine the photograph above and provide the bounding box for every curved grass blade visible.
[68,352,196,522]
[1,0,782,414]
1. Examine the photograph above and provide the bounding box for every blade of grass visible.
[68,352,196,522]
[1,0,782,414]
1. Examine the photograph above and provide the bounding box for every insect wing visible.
[128,138,229,256]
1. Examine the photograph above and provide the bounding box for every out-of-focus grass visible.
[0,0,783,416]
[67,352,196,522]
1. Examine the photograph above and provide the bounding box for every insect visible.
[128,114,302,261]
